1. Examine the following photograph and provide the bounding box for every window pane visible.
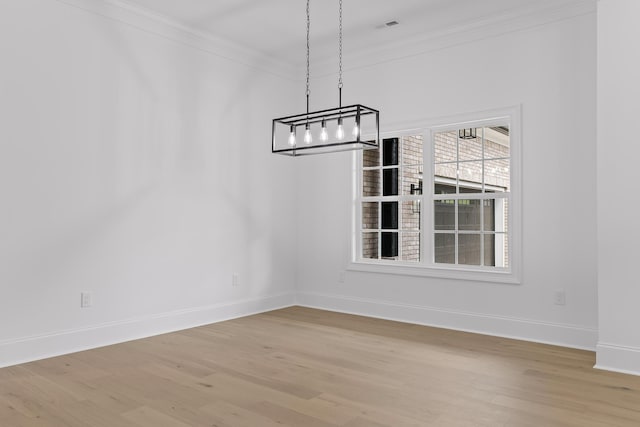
[402,164,423,196]
[362,232,379,259]
[401,201,420,231]
[434,182,456,195]
[434,233,455,264]
[381,202,398,229]
[434,131,457,163]
[495,198,508,233]
[383,138,399,166]
[362,202,379,230]
[383,168,399,196]
[484,126,510,159]
[401,232,420,262]
[434,199,455,230]
[381,232,398,258]
[458,128,482,161]
[459,185,482,194]
[401,135,423,166]
[484,234,495,267]
[483,199,495,231]
[484,159,510,191]
[434,164,457,193]
[458,161,483,191]
[363,169,380,196]
[495,200,509,267]
[363,146,380,167]
[459,234,481,266]
[495,232,508,268]
[458,199,481,231]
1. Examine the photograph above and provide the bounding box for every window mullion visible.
[424,130,432,266]
[378,144,382,260]
[480,127,485,267]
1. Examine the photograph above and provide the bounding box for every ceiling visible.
[120,0,592,66]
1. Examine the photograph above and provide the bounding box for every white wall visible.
[0,0,605,369]
[596,0,640,375]
[0,0,297,367]
[296,12,598,349]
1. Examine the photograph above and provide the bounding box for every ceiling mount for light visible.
[272,0,380,156]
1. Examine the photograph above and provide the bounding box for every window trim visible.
[349,105,522,284]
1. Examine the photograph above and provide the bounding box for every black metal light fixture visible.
[410,180,422,214]
[410,181,423,195]
[272,0,380,156]
[458,128,477,139]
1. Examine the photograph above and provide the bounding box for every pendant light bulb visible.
[353,113,361,139]
[288,125,296,146]
[320,120,328,142]
[336,118,345,140]
[304,124,312,144]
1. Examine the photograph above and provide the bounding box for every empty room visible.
[2,0,639,425]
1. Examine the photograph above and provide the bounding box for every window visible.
[361,136,423,262]
[353,108,520,283]
[433,126,510,268]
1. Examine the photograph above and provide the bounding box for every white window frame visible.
[349,106,522,284]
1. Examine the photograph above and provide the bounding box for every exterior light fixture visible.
[272,0,380,156]
[410,181,422,214]
[459,128,477,139]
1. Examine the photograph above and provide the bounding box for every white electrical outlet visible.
[232,274,239,287]
[338,271,346,283]
[554,289,566,306]
[81,292,92,308]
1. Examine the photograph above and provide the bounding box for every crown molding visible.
[305,0,596,78]
[54,0,595,83]
[54,0,298,81]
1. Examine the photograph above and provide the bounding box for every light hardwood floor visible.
[2,306,640,426]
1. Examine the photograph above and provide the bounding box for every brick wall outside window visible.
[362,128,510,265]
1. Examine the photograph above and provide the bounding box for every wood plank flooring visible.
[2,306,640,426]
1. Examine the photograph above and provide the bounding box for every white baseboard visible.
[296,291,597,351]
[0,293,295,369]
[595,343,640,377]
[2,291,606,370]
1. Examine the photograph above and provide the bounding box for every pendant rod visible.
[306,0,311,116]
[338,0,343,108]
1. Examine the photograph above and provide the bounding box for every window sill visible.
[347,260,520,284]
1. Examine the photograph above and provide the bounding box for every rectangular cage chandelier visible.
[272,104,379,156]
[272,0,380,156]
